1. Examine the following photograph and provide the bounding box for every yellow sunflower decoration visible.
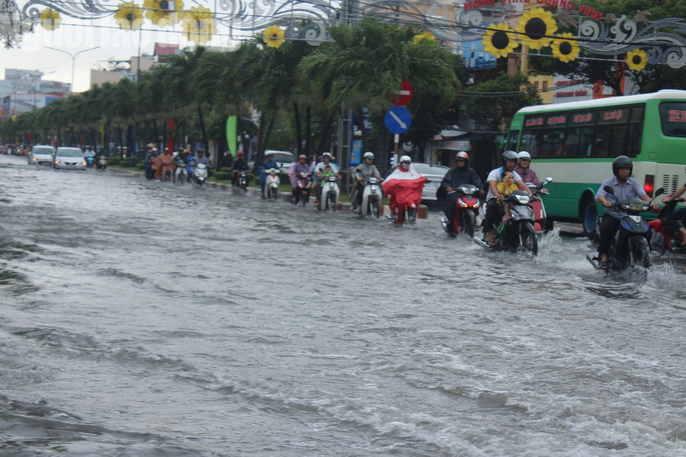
[180,6,215,44]
[483,22,518,59]
[142,0,183,28]
[551,33,580,63]
[39,8,62,31]
[414,31,435,44]
[263,25,286,49]
[626,49,648,71]
[114,2,145,30]
[515,8,557,50]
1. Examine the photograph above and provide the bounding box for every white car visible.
[53,147,86,170]
[248,150,295,173]
[412,163,450,202]
[28,145,55,165]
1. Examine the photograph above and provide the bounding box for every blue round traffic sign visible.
[385,106,412,134]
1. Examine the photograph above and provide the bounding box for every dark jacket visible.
[232,158,249,172]
[437,166,483,205]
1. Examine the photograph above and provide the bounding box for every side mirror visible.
[545,177,553,183]
[604,185,615,194]
[655,187,665,197]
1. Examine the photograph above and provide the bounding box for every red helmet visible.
[298,154,307,160]
[237,151,244,156]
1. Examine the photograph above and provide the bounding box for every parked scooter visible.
[441,184,480,238]
[265,168,280,200]
[319,175,339,212]
[193,163,208,189]
[293,172,311,206]
[359,176,381,218]
[649,196,686,255]
[476,191,541,255]
[96,155,108,170]
[586,186,664,271]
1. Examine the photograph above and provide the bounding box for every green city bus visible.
[505,90,686,238]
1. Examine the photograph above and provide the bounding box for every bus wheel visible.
[581,197,596,240]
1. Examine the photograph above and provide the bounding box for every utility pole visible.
[337,0,359,193]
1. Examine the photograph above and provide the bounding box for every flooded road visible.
[1,154,686,456]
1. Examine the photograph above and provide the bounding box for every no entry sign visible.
[389,79,413,106]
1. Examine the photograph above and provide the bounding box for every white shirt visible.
[486,167,523,201]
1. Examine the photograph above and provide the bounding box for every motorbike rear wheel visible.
[519,223,538,256]
[630,236,651,269]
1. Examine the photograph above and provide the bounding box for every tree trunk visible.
[293,102,302,155]
[197,106,209,155]
[118,125,124,158]
[152,119,159,147]
[317,113,335,154]
[305,106,311,159]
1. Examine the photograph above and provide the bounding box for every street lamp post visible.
[44,46,100,92]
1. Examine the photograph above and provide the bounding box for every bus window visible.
[659,102,686,137]
[506,130,519,151]
[520,130,541,157]
[540,128,566,157]
[578,127,595,157]
[625,105,645,157]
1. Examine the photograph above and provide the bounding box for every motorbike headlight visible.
[474,202,480,209]
[459,200,468,207]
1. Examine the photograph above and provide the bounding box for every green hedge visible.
[108,157,121,165]
[214,171,233,181]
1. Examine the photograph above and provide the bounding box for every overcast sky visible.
[1,15,243,92]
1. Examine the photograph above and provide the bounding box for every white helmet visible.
[363,151,374,159]
[518,151,531,160]
[322,152,332,159]
[400,155,411,163]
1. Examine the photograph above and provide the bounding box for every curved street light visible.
[45,46,100,93]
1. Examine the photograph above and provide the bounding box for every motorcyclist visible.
[437,151,484,234]
[382,155,426,221]
[351,152,382,212]
[595,155,659,269]
[231,151,250,187]
[193,149,209,168]
[514,151,541,187]
[663,182,686,247]
[144,147,158,179]
[259,153,280,198]
[313,152,341,206]
[483,150,537,245]
[288,154,312,203]
[154,147,175,180]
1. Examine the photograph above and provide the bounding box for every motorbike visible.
[389,203,417,226]
[440,184,480,238]
[96,155,108,170]
[476,191,541,255]
[319,175,339,211]
[175,161,189,185]
[649,195,686,255]
[293,172,311,206]
[526,178,553,233]
[193,163,208,189]
[265,168,280,200]
[85,155,95,168]
[359,177,381,218]
[237,171,249,193]
[586,186,664,271]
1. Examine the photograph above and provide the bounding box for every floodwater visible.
[1,154,686,456]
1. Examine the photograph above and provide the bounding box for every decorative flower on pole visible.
[114,2,145,30]
[39,9,62,31]
[263,25,286,49]
[414,31,435,44]
[551,33,580,62]
[483,22,517,58]
[181,6,215,44]
[626,49,648,71]
[515,8,557,50]
[142,0,183,27]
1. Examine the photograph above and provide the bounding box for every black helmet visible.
[502,150,518,166]
[612,155,633,177]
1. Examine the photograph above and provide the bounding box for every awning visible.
[435,133,484,150]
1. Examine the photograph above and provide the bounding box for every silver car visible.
[412,163,450,202]
[54,147,87,170]
[28,145,55,165]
